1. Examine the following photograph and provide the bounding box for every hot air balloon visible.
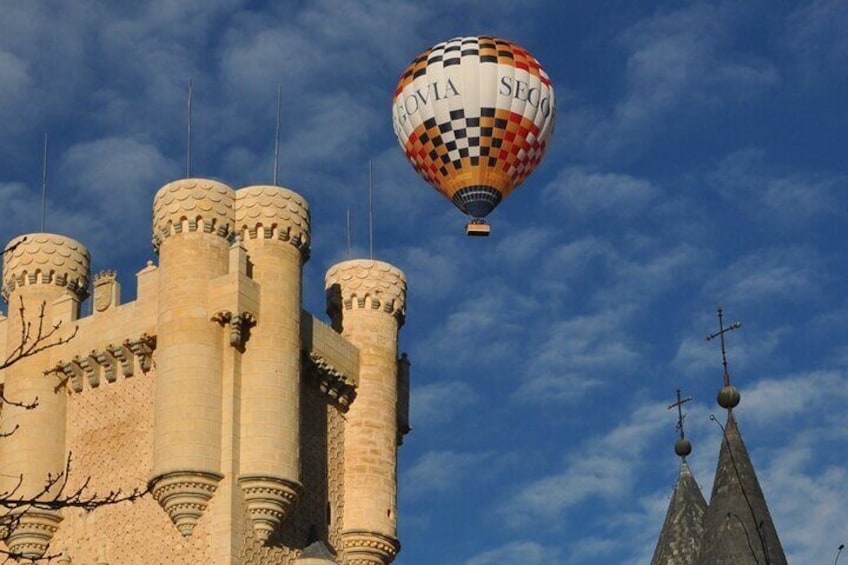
[392,36,556,236]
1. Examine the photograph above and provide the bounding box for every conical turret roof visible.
[698,412,786,565]
[651,460,708,565]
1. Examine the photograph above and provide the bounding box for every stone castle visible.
[0,178,410,564]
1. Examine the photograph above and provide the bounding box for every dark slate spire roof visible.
[698,412,787,565]
[651,460,708,565]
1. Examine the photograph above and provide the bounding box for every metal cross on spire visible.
[668,388,693,440]
[705,306,742,387]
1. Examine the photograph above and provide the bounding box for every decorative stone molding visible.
[5,510,63,560]
[152,179,235,252]
[2,234,90,300]
[340,530,400,565]
[325,260,407,326]
[92,270,120,312]
[50,334,157,393]
[234,185,311,258]
[238,475,303,543]
[303,351,356,411]
[211,310,256,349]
[150,470,223,537]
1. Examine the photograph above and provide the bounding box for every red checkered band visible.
[392,36,556,210]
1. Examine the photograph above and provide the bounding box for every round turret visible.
[235,185,310,258]
[152,178,234,252]
[717,385,741,409]
[2,234,90,301]
[325,259,407,564]
[325,259,407,327]
[675,438,692,458]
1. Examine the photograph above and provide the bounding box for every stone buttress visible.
[325,260,407,565]
[234,185,310,541]
[0,234,90,559]
[150,179,234,536]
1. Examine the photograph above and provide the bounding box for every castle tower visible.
[234,185,310,541]
[651,390,707,565]
[149,179,235,536]
[0,233,90,558]
[325,260,407,565]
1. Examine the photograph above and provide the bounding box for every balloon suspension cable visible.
[668,388,693,440]
[705,306,742,387]
[368,159,374,260]
[186,78,193,178]
[40,133,48,232]
[273,82,282,186]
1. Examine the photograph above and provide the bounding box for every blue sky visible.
[2,1,847,563]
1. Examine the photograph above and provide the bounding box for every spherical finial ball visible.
[717,385,741,409]
[674,438,692,457]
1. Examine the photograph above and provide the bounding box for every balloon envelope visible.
[392,36,556,219]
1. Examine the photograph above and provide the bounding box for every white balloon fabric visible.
[392,36,556,219]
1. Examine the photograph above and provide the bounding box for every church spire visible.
[698,414,787,564]
[698,307,787,565]
[651,388,707,565]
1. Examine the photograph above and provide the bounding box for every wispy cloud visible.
[542,167,659,218]
[464,541,561,565]
[497,401,667,528]
[571,3,779,159]
[703,246,823,305]
[403,450,493,499]
[411,381,478,429]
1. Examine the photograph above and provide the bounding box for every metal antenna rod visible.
[368,160,374,260]
[40,133,48,232]
[836,543,845,565]
[346,208,352,259]
[186,78,193,178]
[273,82,282,186]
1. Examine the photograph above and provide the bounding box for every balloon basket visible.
[465,220,491,237]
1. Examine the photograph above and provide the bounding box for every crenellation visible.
[0,177,410,564]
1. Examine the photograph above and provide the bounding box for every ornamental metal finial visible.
[668,388,693,440]
[668,388,693,458]
[705,306,742,387]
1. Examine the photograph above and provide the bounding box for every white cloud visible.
[671,324,786,380]
[703,246,822,305]
[786,0,848,80]
[497,401,668,528]
[742,370,848,425]
[615,4,778,123]
[403,450,492,499]
[464,541,561,565]
[543,167,659,217]
[711,148,844,223]
[411,381,477,428]
[515,307,636,403]
[0,51,31,112]
[416,283,540,370]
[760,439,848,563]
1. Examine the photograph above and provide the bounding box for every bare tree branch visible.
[0,295,149,562]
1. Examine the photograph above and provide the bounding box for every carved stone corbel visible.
[126,334,156,373]
[211,310,256,349]
[94,349,118,383]
[106,343,134,378]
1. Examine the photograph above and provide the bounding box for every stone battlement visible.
[2,234,90,300]
[0,177,409,565]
